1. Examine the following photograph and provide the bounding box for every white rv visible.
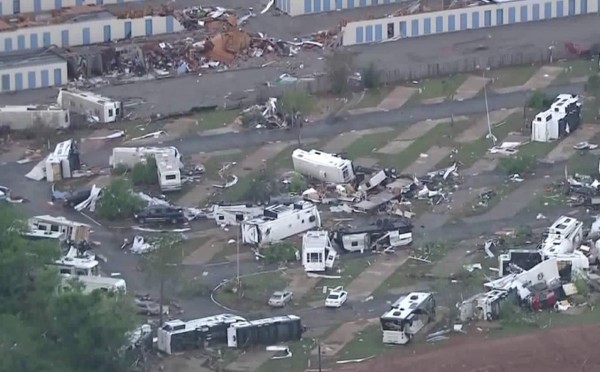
[158,314,247,355]
[53,256,100,277]
[241,202,321,246]
[292,149,355,183]
[301,231,337,272]
[227,315,303,348]
[45,139,81,182]
[109,146,183,169]
[211,204,264,226]
[23,215,91,243]
[539,216,583,256]
[531,110,558,143]
[156,153,182,192]
[57,89,122,124]
[61,275,126,294]
[380,292,436,345]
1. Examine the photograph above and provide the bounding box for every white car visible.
[325,288,348,308]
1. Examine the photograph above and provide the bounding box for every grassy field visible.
[193,109,240,131]
[344,130,399,159]
[215,270,290,312]
[352,87,393,109]
[486,65,538,89]
[553,59,596,84]
[407,74,468,102]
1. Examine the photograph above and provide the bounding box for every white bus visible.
[61,275,126,294]
[380,292,436,345]
[292,149,355,183]
[227,315,303,348]
[157,314,246,355]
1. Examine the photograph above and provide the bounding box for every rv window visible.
[351,241,358,247]
[59,268,71,275]
[302,219,305,224]
[166,174,176,180]
[545,115,551,121]
[116,108,121,116]
[309,252,322,262]
[50,225,60,232]
[108,109,114,117]
[75,268,87,276]
[218,216,225,220]
[309,216,316,223]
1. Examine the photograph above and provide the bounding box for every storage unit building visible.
[0,0,141,16]
[0,104,69,130]
[0,49,67,93]
[342,0,600,46]
[0,13,183,52]
[275,0,406,16]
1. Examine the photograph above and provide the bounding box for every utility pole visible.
[236,225,240,285]
[317,341,322,372]
[483,67,496,145]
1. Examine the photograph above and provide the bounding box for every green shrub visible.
[96,179,147,220]
[499,155,535,175]
[263,242,298,264]
[131,156,158,185]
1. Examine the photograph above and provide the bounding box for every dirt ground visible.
[335,324,600,372]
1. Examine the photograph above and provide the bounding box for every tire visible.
[138,218,145,224]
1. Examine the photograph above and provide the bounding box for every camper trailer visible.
[211,204,264,226]
[157,314,246,355]
[332,218,412,253]
[241,202,321,246]
[532,94,582,143]
[61,275,126,294]
[53,255,99,277]
[380,292,436,345]
[109,146,183,169]
[44,139,81,182]
[292,149,355,183]
[57,89,122,124]
[531,110,558,143]
[539,216,583,256]
[458,290,508,322]
[156,153,182,192]
[227,315,303,348]
[23,215,91,243]
[301,231,337,272]
[498,249,589,279]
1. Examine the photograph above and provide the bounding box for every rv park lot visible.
[3,58,600,372]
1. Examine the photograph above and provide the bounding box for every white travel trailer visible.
[380,292,436,345]
[292,149,355,183]
[241,202,321,246]
[109,146,183,169]
[45,139,81,182]
[302,231,337,272]
[53,256,100,277]
[23,215,91,243]
[227,315,303,348]
[498,249,589,279]
[158,314,246,355]
[156,153,182,192]
[531,109,558,143]
[0,105,70,130]
[332,219,413,253]
[539,216,583,256]
[61,275,127,294]
[57,89,122,124]
[458,290,508,322]
[211,204,264,226]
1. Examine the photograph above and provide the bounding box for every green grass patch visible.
[379,120,471,171]
[408,74,468,102]
[344,130,397,159]
[487,65,538,89]
[302,257,373,305]
[193,109,239,131]
[336,324,385,361]
[554,59,596,84]
[567,150,599,175]
[373,260,431,295]
[353,87,393,109]
[215,271,290,312]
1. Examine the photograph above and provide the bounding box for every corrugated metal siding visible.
[0,16,184,52]
[279,0,404,16]
[0,0,141,16]
[0,60,67,93]
[343,0,599,46]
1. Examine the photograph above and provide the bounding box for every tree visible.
[140,233,182,325]
[96,178,147,220]
[585,74,600,98]
[0,205,137,372]
[527,90,551,110]
[131,156,158,186]
[361,62,381,89]
[280,90,316,116]
[326,50,354,94]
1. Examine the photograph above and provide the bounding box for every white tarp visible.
[25,157,47,181]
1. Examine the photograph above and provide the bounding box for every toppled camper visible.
[23,215,91,243]
[156,152,182,192]
[381,292,436,345]
[210,204,264,226]
[292,149,355,183]
[332,218,412,253]
[302,231,337,272]
[61,275,127,294]
[531,94,581,143]
[25,139,81,182]
[241,202,321,246]
[227,315,303,348]
[57,88,122,124]
[539,215,583,256]
[109,146,184,169]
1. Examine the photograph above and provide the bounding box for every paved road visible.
[78,81,585,169]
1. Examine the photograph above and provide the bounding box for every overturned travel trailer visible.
[44,139,81,182]
[241,202,321,246]
[292,149,355,183]
[57,88,122,124]
[380,292,436,345]
[498,249,589,280]
[23,215,91,243]
[109,146,183,169]
[156,152,182,192]
[531,94,581,143]
[211,204,264,226]
[302,231,337,272]
[539,215,583,256]
[458,290,509,322]
[61,275,127,294]
[332,218,412,253]
[227,315,303,348]
[158,314,247,355]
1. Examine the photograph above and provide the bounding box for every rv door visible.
[325,250,337,269]
[241,224,259,245]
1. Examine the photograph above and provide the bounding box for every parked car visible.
[134,206,186,225]
[135,298,170,316]
[325,287,348,308]
[268,290,293,307]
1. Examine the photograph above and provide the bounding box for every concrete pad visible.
[347,107,384,115]
[226,351,274,372]
[403,146,452,176]
[322,127,393,153]
[346,251,410,299]
[314,318,379,357]
[422,97,445,105]
[354,157,380,168]
[79,129,115,155]
[454,75,489,101]
[285,267,319,299]
[543,124,600,163]
[523,66,563,90]
[377,117,467,155]
[466,158,499,175]
[182,239,221,265]
[377,86,417,110]
[455,108,520,143]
